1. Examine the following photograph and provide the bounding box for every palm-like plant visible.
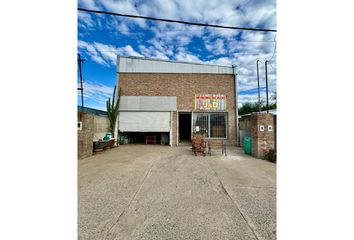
[106,86,121,138]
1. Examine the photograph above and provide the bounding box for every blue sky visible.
[78,0,276,111]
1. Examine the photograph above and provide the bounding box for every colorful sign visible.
[195,94,226,111]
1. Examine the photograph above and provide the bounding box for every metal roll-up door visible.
[119,112,171,132]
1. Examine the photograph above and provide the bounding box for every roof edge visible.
[117,55,234,69]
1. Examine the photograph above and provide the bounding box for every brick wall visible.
[250,113,275,159]
[78,113,94,159]
[119,73,236,145]
[239,116,251,147]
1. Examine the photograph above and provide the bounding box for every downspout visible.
[256,60,261,112]
[232,65,240,147]
[115,55,120,146]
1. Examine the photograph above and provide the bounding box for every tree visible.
[238,101,263,115]
[106,86,121,138]
[238,100,276,115]
[269,91,277,109]
[271,91,277,103]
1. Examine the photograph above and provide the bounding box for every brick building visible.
[116,56,239,146]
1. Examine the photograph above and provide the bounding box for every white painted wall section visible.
[120,96,177,111]
[119,112,171,132]
[117,56,233,74]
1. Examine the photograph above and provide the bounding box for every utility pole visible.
[256,60,261,112]
[265,60,269,113]
[78,53,85,121]
[232,65,240,147]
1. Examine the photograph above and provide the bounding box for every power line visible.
[79,49,275,56]
[78,8,277,33]
[77,53,85,121]
[250,39,276,71]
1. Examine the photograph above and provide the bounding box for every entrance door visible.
[178,113,191,145]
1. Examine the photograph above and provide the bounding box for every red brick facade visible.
[119,73,236,146]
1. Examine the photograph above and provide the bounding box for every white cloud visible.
[82,81,113,100]
[205,57,234,66]
[238,93,260,107]
[90,55,109,66]
[77,0,277,105]
[204,38,227,55]
[238,85,276,107]
[119,45,144,57]
[243,4,277,29]
[174,49,202,62]
[92,42,120,65]
[79,0,100,10]
[139,45,169,60]
[78,12,95,29]
[100,0,138,15]
[78,0,276,33]
[78,40,144,66]
[100,0,147,28]
[116,22,129,34]
[78,80,115,110]
[78,40,109,66]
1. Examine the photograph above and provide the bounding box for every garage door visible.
[119,112,171,132]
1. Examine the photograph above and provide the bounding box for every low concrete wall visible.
[78,113,94,159]
[93,115,110,140]
[78,113,111,159]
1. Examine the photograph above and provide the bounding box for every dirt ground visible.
[78,145,276,240]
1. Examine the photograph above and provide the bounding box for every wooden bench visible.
[207,140,226,156]
[145,135,157,144]
[93,139,115,152]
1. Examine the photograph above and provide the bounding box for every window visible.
[192,112,227,139]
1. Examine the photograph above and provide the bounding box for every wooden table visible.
[145,135,157,144]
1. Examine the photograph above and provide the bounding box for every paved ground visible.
[78,145,276,240]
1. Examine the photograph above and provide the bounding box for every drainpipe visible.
[265,60,269,113]
[232,65,240,147]
[256,60,261,112]
[115,55,120,146]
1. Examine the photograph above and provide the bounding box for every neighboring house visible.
[116,56,238,146]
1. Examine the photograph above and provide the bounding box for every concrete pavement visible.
[78,145,276,240]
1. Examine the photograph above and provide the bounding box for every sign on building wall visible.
[195,94,226,111]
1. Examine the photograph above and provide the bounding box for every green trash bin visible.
[103,133,110,141]
[244,137,252,155]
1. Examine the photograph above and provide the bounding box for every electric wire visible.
[78,8,277,97]
[78,8,277,33]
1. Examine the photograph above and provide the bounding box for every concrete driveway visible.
[78,145,276,240]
